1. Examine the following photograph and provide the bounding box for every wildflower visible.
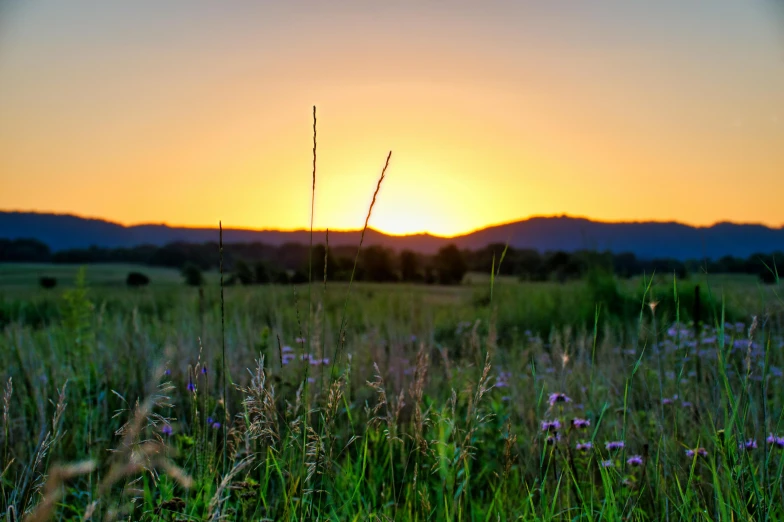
[541,419,562,432]
[576,441,592,451]
[681,401,693,408]
[741,439,758,450]
[766,434,784,449]
[600,460,614,468]
[572,418,590,429]
[295,337,305,344]
[187,376,196,392]
[626,455,644,467]
[164,369,171,376]
[207,417,214,425]
[282,345,294,353]
[548,393,572,406]
[605,441,625,451]
[162,424,173,436]
[662,398,674,405]
[685,448,707,458]
[201,365,208,375]
[545,433,562,445]
[211,422,221,430]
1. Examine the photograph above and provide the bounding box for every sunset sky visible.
[1,1,782,236]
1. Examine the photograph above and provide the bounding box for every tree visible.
[181,263,204,287]
[363,246,397,282]
[435,244,467,285]
[234,259,254,285]
[39,276,57,289]
[400,250,420,282]
[253,261,270,284]
[516,249,544,281]
[311,244,336,282]
[126,272,150,287]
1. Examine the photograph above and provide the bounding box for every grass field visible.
[1,261,783,520]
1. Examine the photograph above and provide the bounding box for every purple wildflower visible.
[662,398,674,406]
[541,419,562,432]
[741,439,758,450]
[685,448,707,458]
[548,393,572,406]
[545,433,562,445]
[201,365,207,375]
[766,434,784,449]
[164,369,171,376]
[626,455,644,467]
[162,424,173,436]
[282,345,294,353]
[605,441,625,451]
[572,418,590,429]
[211,422,221,430]
[187,376,196,392]
[681,401,693,408]
[600,460,614,468]
[576,441,592,451]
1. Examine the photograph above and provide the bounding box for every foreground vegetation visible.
[1,261,783,521]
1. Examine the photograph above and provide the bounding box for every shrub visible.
[39,276,57,289]
[125,272,150,287]
[181,262,204,287]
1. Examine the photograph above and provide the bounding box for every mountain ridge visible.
[1,210,783,260]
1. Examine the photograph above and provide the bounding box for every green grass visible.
[0,262,221,289]
[1,263,783,521]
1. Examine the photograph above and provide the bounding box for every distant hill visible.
[1,211,783,260]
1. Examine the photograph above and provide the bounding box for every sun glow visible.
[1,2,783,234]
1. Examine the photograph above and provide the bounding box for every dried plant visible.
[236,356,280,446]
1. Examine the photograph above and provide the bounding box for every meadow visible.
[1,259,783,521]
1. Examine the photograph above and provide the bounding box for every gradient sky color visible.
[1,1,783,236]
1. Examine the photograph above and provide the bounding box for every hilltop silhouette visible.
[1,211,783,260]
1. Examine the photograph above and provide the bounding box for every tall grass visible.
[1,113,784,520]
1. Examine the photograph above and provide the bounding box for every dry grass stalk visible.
[205,455,255,521]
[236,356,280,446]
[366,364,403,444]
[458,352,494,468]
[408,345,431,455]
[21,460,97,522]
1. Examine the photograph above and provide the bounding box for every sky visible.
[1,1,783,236]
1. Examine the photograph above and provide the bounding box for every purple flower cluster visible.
[541,419,562,432]
[548,393,572,407]
[626,455,644,467]
[545,433,562,445]
[741,439,758,450]
[605,441,625,451]
[571,418,590,429]
[766,434,784,448]
[495,371,512,389]
[576,441,592,452]
[685,448,708,458]
[162,424,173,436]
[207,417,221,430]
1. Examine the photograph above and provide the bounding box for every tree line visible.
[1,238,780,285]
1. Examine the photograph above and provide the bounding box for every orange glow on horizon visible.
[1,2,783,235]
